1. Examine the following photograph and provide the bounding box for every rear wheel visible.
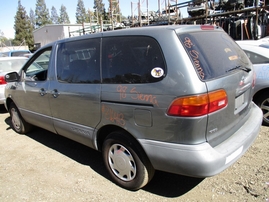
[9,102,32,134]
[102,131,155,190]
[254,94,269,126]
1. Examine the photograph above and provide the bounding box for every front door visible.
[15,48,55,133]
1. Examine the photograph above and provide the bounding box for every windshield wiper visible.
[226,65,251,73]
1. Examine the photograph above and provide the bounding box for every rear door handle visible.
[51,89,60,98]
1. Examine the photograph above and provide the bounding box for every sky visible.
[0,0,185,39]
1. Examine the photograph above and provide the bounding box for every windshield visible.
[177,31,250,81]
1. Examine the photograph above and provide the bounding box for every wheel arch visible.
[96,125,153,167]
[253,88,269,104]
[96,125,144,152]
[5,97,15,111]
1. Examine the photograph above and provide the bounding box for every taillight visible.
[167,90,228,117]
[0,76,7,85]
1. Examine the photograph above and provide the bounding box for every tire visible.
[102,131,155,190]
[254,94,269,126]
[9,102,32,134]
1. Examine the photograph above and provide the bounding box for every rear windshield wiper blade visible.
[226,65,251,73]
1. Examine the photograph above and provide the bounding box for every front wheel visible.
[9,102,32,134]
[102,131,155,190]
[254,94,269,126]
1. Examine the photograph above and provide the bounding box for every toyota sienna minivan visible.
[4,25,262,190]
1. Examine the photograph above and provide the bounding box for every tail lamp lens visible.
[0,76,7,85]
[167,90,228,117]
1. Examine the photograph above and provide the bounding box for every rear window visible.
[10,51,30,57]
[178,31,250,81]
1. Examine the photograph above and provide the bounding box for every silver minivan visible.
[4,25,262,190]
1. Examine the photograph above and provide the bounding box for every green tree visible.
[25,16,35,51]
[76,0,88,24]
[29,8,36,29]
[87,9,95,23]
[59,5,70,24]
[0,30,4,40]
[0,30,7,45]
[13,0,34,51]
[51,6,59,24]
[103,8,109,21]
[35,0,52,28]
[94,0,105,23]
[0,33,11,47]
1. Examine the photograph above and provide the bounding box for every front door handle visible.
[39,88,47,96]
[51,89,60,98]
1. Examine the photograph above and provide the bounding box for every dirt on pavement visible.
[0,106,268,201]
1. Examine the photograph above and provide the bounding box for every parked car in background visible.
[187,0,214,17]
[236,37,269,48]
[1,50,31,57]
[237,44,269,126]
[0,57,27,104]
[4,25,262,190]
[19,53,33,58]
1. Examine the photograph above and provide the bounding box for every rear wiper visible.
[226,65,251,73]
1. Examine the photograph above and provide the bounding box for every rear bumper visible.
[139,102,262,177]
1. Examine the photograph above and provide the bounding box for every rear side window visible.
[178,31,250,81]
[102,36,166,84]
[56,38,100,83]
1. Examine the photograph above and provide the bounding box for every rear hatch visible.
[177,26,254,146]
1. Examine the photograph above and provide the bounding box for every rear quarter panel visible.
[99,27,209,144]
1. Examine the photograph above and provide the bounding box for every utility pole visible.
[168,0,170,24]
[131,2,134,26]
[176,0,178,21]
[158,0,161,16]
[138,0,141,27]
[146,0,149,25]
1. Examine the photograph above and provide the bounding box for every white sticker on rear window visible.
[151,67,164,78]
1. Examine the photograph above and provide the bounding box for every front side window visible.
[102,36,166,84]
[56,38,100,83]
[24,49,51,81]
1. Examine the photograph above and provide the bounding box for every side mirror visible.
[5,72,20,82]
